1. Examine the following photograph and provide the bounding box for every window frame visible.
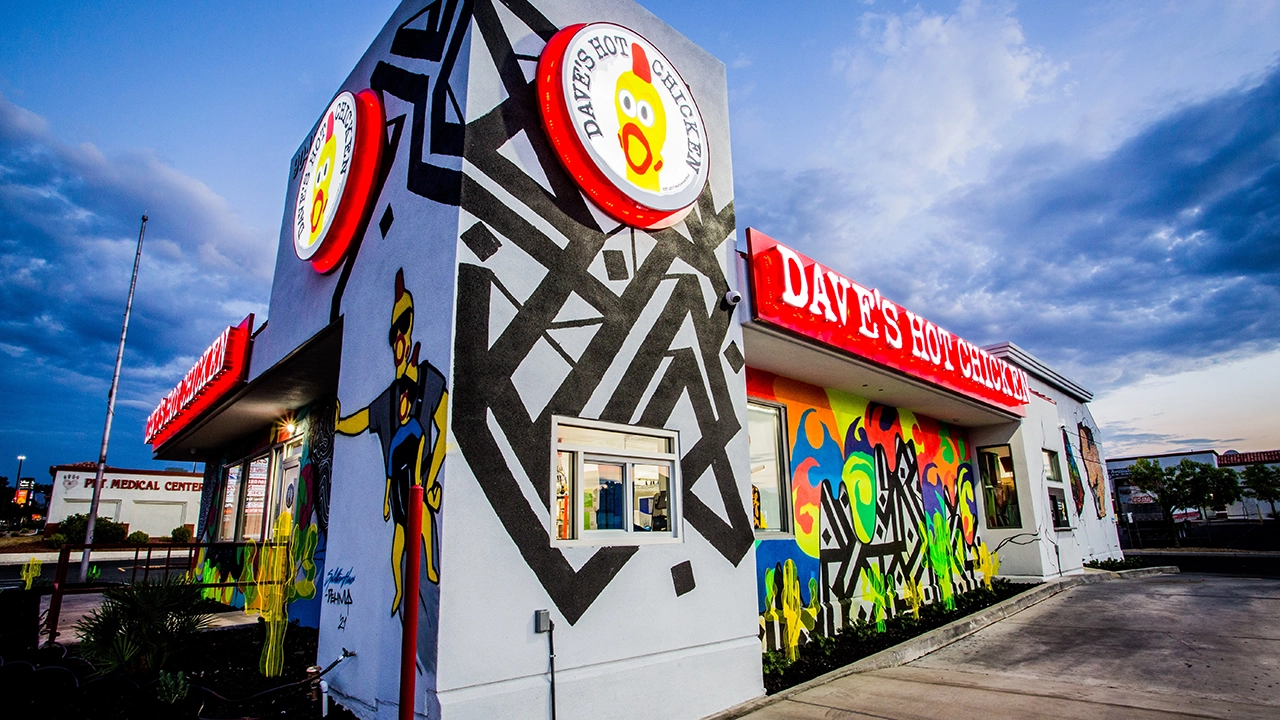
[1042,449,1063,485]
[1047,486,1073,530]
[218,460,246,541]
[217,437,305,543]
[977,444,1023,530]
[550,415,682,547]
[747,399,793,537]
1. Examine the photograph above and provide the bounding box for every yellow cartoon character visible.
[309,111,339,245]
[615,43,666,192]
[336,269,448,617]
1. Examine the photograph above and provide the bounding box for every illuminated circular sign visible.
[538,23,709,229]
[293,89,385,274]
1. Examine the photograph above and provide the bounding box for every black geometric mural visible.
[450,0,753,624]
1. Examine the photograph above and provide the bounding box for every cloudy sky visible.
[1,0,1277,480]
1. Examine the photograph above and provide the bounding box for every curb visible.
[702,566,1180,720]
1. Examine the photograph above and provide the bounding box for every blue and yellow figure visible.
[337,269,448,617]
[615,43,666,191]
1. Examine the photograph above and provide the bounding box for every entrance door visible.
[273,440,304,533]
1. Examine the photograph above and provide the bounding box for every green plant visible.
[126,530,151,545]
[170,525,193,544]
[54,513,128,544]
[156,669,190,704]
[1085,557,1146,571]
[44,533,68,548]
[74,576,213,678]
[762,650,792,675]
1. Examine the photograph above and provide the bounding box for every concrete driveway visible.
[742,574,1280,720]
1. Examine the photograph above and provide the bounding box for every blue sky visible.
[1,0,1278,479]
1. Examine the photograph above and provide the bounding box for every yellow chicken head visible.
[308,112,339,245]
[615,43,666,192]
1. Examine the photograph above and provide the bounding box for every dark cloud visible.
[738,63,1280,392]
[0,94,274,475]
[1098,422,1245,457]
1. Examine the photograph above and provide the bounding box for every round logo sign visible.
[538,23,709,229]
[293,89,385,274]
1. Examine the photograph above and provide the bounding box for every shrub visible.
[126,530,150,545]
[45,533,68,548]
[54,513,128,544]
[169,525,193,544]
[74,576,213,677]
[156,669,190,704]
[1085,557,1146,571]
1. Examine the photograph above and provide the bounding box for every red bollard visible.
[400,485,424,720]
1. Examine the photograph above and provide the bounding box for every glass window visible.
[553,417,680,544]
[557,424,671,454]
[219,464,242,540]
[978,445,1022,529]
[1043,449,1062,484]
[1048,487,1071,529]
[242,455,269,541]
[747,402,790,533]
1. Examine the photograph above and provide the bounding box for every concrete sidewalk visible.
[41,592,259,644]
[726,573,1280,720]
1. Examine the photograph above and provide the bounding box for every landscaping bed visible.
[0,621,359,719]
[764,579,1035,695]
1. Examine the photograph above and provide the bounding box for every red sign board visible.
[145,315,254,447]
[746,229,1029,415]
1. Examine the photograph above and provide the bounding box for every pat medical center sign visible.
[747,229,1030,414]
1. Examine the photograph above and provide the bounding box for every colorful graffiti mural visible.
[750,369,989,657]
[190,398,331,630]
[1077,424,1108,519]
[1062,428,1088,517]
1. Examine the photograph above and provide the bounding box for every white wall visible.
[434,1,762,718]
[968,377,1123,581]
[301,1,762,718]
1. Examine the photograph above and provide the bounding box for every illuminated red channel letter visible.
[747,229,1030,415]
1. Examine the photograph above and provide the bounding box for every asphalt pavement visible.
[739,573,1280,720]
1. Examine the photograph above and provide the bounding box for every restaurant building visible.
[145,0,1122,717]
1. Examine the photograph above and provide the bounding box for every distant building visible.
[46,462,204,538]
[1107,449,1279,522]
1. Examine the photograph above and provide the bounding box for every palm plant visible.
[74,576,213,677]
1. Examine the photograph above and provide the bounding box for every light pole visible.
[14,455,26,518]
[81,214,147,582]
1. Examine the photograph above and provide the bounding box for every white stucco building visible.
[46,462,204,538]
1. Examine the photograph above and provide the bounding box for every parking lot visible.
[742,574,1280,720]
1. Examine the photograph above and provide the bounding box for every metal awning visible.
[152,321,343,461]
[742,322,1019,428]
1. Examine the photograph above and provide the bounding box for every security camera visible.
[723,290,742,308]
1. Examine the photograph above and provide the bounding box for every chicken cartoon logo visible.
[537,23,709,229]
[292,89,384,273]
[614,43,666,193]
[336,269,447,618]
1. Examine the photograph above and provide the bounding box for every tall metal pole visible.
[80,215,147,582]
[14,455,25,515]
